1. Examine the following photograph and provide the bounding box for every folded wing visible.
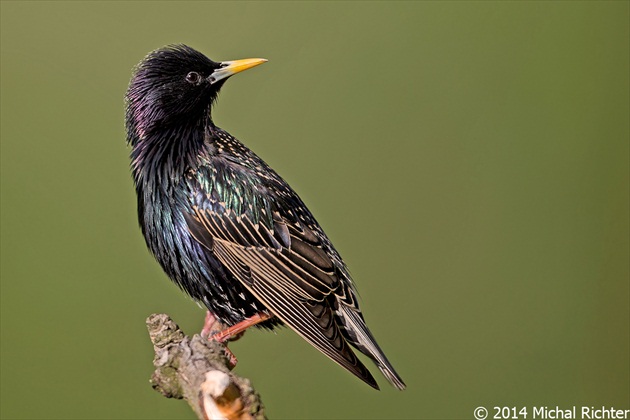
[183,197,379,389]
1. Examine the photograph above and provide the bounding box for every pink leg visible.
[202,312,274,368]
[201,311,218,338]
[211,313,273,343]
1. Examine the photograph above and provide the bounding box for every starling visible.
[125,44,405,390]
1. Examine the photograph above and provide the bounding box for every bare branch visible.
[146,313,266,420]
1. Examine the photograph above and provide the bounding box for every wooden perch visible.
[146,313,266,420]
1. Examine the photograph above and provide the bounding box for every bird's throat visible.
[130,121,208,191]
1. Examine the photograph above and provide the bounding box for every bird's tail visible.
[338,304,406,390]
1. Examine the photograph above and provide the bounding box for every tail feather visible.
[338,304,406,390]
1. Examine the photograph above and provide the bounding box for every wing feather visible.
[186,204,378,388]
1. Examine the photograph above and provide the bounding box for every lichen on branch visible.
[146,313,265,420]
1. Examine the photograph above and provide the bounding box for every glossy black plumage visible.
[125,45,405,390]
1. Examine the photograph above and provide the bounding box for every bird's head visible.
[125,44,266,142]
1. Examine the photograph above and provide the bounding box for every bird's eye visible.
[185,72,201,84]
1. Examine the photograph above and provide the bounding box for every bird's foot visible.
[202,312,273,368]
[201,311,220,339]
[210,312,273,343]
[200,311,248,342]
[199,312,239,367]
[222,347,239,368]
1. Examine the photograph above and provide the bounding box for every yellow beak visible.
[209,58,267,84]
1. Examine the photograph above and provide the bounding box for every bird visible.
[125,44,405,390]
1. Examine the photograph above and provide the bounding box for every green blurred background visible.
[1,1,628,419]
